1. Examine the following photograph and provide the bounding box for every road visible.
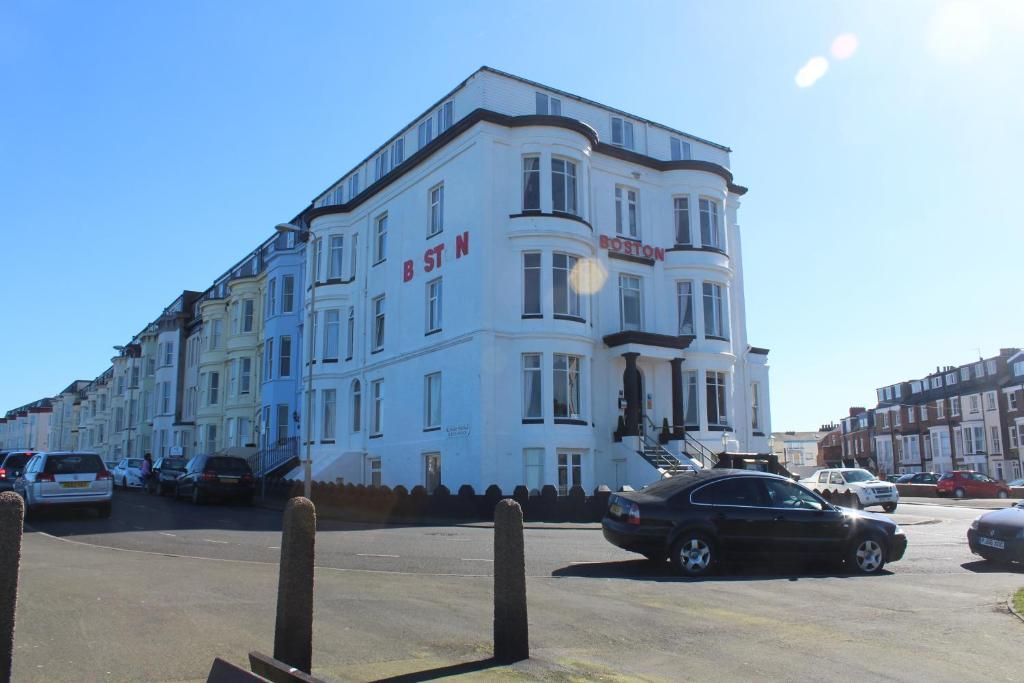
[11,492,1024,682]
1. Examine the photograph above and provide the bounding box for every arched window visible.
[351,380,361,433]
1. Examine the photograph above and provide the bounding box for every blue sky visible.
[1,0,1022,430]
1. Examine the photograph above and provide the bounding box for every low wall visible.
[895,483,1024,499]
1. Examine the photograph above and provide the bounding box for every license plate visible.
[61,481,89,489]
[609,503,623,516]
[220,477,239,484]
[979,537,1005,550]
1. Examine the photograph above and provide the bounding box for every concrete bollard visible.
[273,497,316,674]
[0,492,25,683]
[493,499,529,663]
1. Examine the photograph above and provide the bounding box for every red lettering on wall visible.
[654,247,665,261]
[599,235,609,249]
[423,248,435,273]
[433,243,445,269]
[403,259,415,282]
[455,231,470,258]
[642,245,654,259]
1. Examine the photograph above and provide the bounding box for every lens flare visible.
[569,257,608,295]
[927,1,989,64]
[795,56,829,88]
[830,33,859,60]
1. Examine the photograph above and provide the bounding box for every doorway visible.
[424,452,441,493]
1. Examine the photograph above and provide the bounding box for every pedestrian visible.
[141,453,154,493]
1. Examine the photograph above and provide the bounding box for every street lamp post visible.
[276,223,314,499]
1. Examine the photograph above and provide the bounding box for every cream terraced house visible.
[290,67,771,494]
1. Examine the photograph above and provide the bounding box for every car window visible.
[118,459,127,469]
[693,477,765,507]
[939,473,954,480]
[162,459,187,470]
[817,471,830,483]
[829,472,844,485]
[43,454,104,474]
[206,457,250,474]
[127,459,143,468]
[975,473,995,482]
[763,480,824,511]
[843,470,875,483]
[3,455,29,470]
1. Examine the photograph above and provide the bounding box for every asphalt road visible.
[11,491,1024,682]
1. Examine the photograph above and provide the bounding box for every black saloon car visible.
[152,456,188,496]
[174,455,255,504]
[602,469,907,576]
[896,472,940,485]
[968,502,1024,563]
[0,451,35,493]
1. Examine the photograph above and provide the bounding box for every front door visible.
[424,453,441,493]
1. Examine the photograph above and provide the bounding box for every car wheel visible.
[97,503,112,518]
[997,490,1008,499]
[670,532,717,577]
[882,503,897,513]
[954,487,966,499]
[847,534,887,574]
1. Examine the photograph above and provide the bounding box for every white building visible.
[770,431,826,468]
[288,68,769,493]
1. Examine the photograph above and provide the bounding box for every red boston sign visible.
[599,235,665,261]
[403,230,470,282]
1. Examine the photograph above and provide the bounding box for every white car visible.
[111,458,145,489]
[14,451,113,518]
[802,468,899,512]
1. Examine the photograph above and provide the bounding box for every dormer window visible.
[535,92,562,115]
[437,101,453,133]
[670,137,692,161]
[611,117,635,150]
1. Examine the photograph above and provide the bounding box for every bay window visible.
[553,353,581,420]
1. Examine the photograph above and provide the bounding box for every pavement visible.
[9,491,1024,682]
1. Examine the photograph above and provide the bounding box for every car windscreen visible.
[206,457,251,475]
[43,454,105,474]
[161,459,187,470]
[3,455,29,470]
[127,459,144,468]
[843,470,876,483]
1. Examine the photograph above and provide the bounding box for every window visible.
[618,274,643,331]
[206,424,218,453]
[368,458,382,487]
[920,405,928,421]
[692,477,764,506]
[524,448,544,493]
[985,391,997,411]
[162,342,174,367]
[1009,392,1019,411]
[552,252,581,319]
[242,299,254,332]
[417,118,433,148]
[551,158,577,214]
[946,372,957,385]
[523,252,541,316]
[267,278,277,316]
[1011,424,1019,449]
[391,138,404,167]
[278,336,291,377]
[964,426,985,454]
[240,357,252,395]
[906,407,915,423]
[702,282,730,339]
[674,197,691,245]
[683,370,699,427]
[348,172,359,198]
[553,354,581,420]
[670,137,692,161]
[350,234,358,280]
[374,148,389,181]
[374,213,387,263]
[275,405,289,444]
[615,186,639,237]
[969,395,980,413]
[677,281,694,335]
[751,383,761,431]
[424,373,441,429]
[426,278,442,332]
[522,156,540,211]
[523,354,542,420]
[312,238,322,283]
[351,380,361,432]
[936,399,945,418]
[951,396,960,415]
[986,359,997,375]
[429,184,444,236]
[371,379,384,435]
[160,382,170,414]
[345,307,354,361]
[436,101,453,133]
[706,371,728,427]
[763,479,823,511]
[372,295,385,351]
[557,452,582,496]
[611,117,634,149]
[991,426,1001,454]
[535,92,561,115]
[208,372,219,405]
[264,338,274,380]
[699,198,723,251]
[960,366,970,381]
[893,410,901,426]
[281,275,294,313]
[321,389,336,441]
[329,235,344,279]
[930,376,942,389]
[323,310,340,360]
[1015,361,1024,376]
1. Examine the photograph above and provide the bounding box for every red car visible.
[936,471,1010,499]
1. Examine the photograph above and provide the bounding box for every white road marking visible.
[268,546,279,550]
[461,558,494,562]
[204,539,229,544]
[159,532,176,537]
[357,553,399,558]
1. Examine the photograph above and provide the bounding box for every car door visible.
[973,473,997,496]
[762,478,848,556]
[697,476,776,556]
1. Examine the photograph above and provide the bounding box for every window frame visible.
[374,213,388,265]
[550,157,578,215]
[426,277,443,333]
[424,372,441,430]
[428,183,444,237]
[372,295,385,352]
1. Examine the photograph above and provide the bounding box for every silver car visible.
[15,452,113,518]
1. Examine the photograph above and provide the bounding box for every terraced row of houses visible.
[1,67,773,493]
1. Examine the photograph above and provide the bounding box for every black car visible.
[174,454,255,504]
[602,469,907,576]
[968,502,1024,563]
[152,457,188,496]
[0,451,35,493]
[896,472,940,485]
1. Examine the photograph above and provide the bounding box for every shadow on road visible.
[370,657,499,682]
[961,559,1024,574]
[552,558,892,582]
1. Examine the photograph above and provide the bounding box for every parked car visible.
[0,451,35,493]
[1008,478,1024,488]
[152,457,188,496]
[110,458,144,489]
[174,454,255,505]
[885,474,903,483]
[968,501,1024,563]
[13,451,112,518]
[936,471,1010,499]
[896,472,940,485]
[800,468,899,512]
[602,469,906,576]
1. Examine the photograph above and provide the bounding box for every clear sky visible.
[1,0,1022,430]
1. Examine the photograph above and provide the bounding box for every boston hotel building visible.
[296,67,771,494]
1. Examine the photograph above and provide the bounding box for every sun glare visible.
[831,33,859,60]
[795,56,829,88]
